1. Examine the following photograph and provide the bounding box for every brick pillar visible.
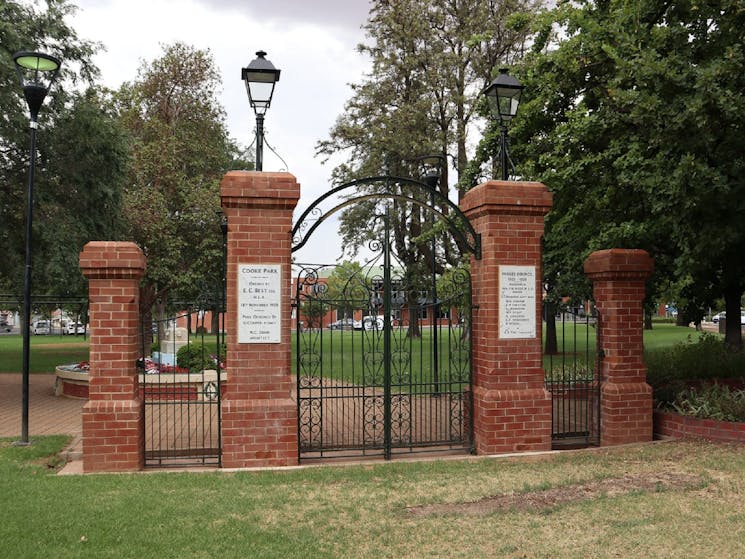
[584,249,654,446]
[461,181,553,454]
[220,171,299,468]
[79,241,146,472]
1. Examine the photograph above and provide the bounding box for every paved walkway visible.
[0,374,83,460]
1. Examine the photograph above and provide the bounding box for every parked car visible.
[65,321,86,335]
[328,318,355,330]
[32,320,50,335]
[712,311,745,325]
[360,316,386,331]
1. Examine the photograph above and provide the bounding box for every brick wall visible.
[220,171,300,468]
[461,180,553,454]
[584,249,654,446]
[654,410,745,443]
[79,241,146,472]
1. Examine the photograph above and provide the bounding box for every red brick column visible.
[79,241,146,472]
[461,181,553,454]
[584,249,654,446]
[220,171,299,468]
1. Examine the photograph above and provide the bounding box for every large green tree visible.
[466,0,745,349]
[1,0,125,302]
[115,42,238,319]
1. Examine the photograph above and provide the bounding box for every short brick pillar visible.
[220,171,300,468]
[79,241,146,472]
[461,181,553,454]
[584,249,654,446]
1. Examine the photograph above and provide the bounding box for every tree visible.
[318,0,538,336]
[115,42,238,320]
[465,0,745,351]
[1,0,123,299]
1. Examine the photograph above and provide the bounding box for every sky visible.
[68,0,374,264]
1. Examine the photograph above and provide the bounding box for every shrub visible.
[658,383,745,423]
[176,342,225,372]
[646,333,745,394]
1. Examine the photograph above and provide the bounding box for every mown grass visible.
[0,334,89,373]
[2,436,745,558]
[0,322,700,378]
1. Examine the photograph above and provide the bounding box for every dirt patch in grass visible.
[407,472,705,516]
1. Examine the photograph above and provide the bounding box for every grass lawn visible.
[2,436,745,558]
[0,322,702,377]
[0,334,89,374]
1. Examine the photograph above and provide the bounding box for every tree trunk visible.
[644,311,653,330]
[724,286,743,351]
[544,301,558,355]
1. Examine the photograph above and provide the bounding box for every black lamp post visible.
[423,167,440,395]
[13,51,61,445]
[483,68,524,180]
[241,50,281,171]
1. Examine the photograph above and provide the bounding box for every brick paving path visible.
[0,374,83,449]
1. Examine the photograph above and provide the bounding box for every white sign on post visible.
[499,265,536,339]
[238,264,281,344]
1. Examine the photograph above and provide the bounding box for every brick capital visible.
[583,249,654,281]
[221,171,300,210]
[461,180,552,219]
[79,241,146,280]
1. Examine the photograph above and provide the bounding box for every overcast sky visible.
[69,0,373,263]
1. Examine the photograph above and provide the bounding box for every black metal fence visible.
[544,302,601,448]
[140,307,225,467]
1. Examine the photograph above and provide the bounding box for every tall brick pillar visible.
[79,241,146,472]
[461,181,553,454]
[584,249,654,446]
[220,171,299,468]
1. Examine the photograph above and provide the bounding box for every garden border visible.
[654,410,745,443]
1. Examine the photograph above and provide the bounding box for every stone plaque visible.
[499,265,536,339]
[238,264,281,344]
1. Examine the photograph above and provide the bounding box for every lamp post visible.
[241,50,281,171]
[483,68,524,180]
[423,167,440,395]
[13,51,61,445]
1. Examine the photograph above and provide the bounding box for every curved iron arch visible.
[291,175,481,259]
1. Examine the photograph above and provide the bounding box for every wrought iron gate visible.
[140,308,225,467]
[295,215,473,460]
[544,303,601,448]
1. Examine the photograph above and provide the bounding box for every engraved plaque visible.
[238,264,281,344]
[499,265,536,339]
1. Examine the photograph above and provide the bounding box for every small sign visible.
[499,265,536,339]
[238,264,281,344]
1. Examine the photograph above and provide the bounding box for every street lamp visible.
[483,68,524,180]
[13,51,61,445]
[241,50,281,171]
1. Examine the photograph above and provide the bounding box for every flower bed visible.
[654,379,745,443]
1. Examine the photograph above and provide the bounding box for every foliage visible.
[660,383,745,423]
[646,333,745,403]
[0,0,124,296]
[175,341,225,372]
[317,0,539,270]
[485,0,745,350]
[115,42,237,316]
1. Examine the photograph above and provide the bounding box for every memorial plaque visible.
[238,264,281,344]
[499,265,536,339]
